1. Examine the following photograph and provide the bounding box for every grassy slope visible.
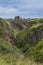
[14,29,20,38]
[16,19,43,64]
[0,38,25,65]
[0,18,29,65]
[25,39,43,63]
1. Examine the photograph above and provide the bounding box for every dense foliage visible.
[0,17,43,65]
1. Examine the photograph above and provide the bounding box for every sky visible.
[0,0,43,18]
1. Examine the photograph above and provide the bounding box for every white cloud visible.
[0,7,18,14]
[19,0,43,9]
[0,7,20,18]
[0,0,43,18]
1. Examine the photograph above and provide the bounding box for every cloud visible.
[0,7,17,13]
[0,0,43,18]
[18,0,43,10]
[17,0,43,18]
[0,7,20,18]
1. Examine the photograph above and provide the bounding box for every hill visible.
[16,18,43,49]
[0,18,16,44]
[25,39,43,63]
[16,18,43,64]
[0,17,43,65]
[0,38,25,65]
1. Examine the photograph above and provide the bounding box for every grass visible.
[0,38,25,65]
[14,29,20,38]
[30,23,43,30]
[25,39,43,63]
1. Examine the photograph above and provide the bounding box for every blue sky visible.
[0,0,43,18]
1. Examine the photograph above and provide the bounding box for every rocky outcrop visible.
[25,25,43,45]
[0,18,15,44]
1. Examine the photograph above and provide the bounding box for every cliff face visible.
[25,25,43,45]
[16,22,43,47]
[0,18,15,44]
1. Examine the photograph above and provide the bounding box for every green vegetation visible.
[14,29,19,38]
[0,17,43,65]
[0,38,25,65]
[16,17,43,64]
[26,39,43,63]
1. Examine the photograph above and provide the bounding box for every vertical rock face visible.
[25,26,43,45]
[0,18,15,44]
[38,29,43,41]
[3,30,15,44]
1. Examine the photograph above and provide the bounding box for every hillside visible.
[0,18,16,44]
[16,18,43,48]
[0,17,43,65]
[25,39,43,63]
[16,17,43,64]
[0,38,26,65]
